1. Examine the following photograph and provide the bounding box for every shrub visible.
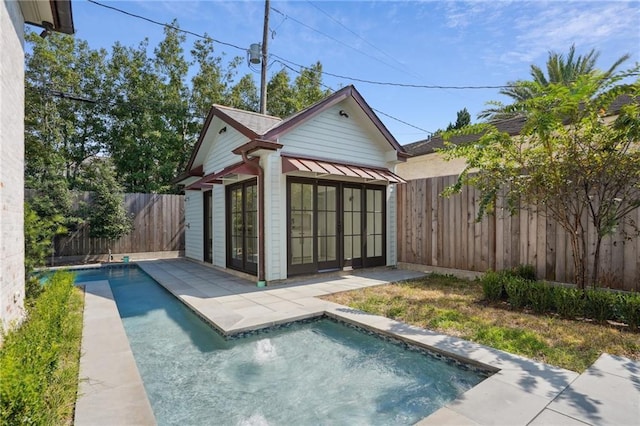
[511,264,536,281]
[481,270,506,302]
[615,293,640,330]
[505,276,529,309]
[584,290,616,323]
[528,281,555,314]
[553,287,586,319]
[0,272,82,425]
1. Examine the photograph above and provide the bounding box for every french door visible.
[287,178,385,275]
[226,180,258,274]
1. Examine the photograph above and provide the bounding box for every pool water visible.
[75,267,486,425]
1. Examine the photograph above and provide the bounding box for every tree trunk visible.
[591,235,603,289]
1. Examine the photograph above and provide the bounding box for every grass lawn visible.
[323,274,640,372]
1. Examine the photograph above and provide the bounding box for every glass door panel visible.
[343,186,363,268]
[317,184,338,270]
[365,188,385,266]
[289,182,315,274]
[244,183,258,273]
[227,180,258,274]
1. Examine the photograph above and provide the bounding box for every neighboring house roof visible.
[182,85,407,176]
[404,95,637,157]
[404,116,526,157]
[20,0,75,34]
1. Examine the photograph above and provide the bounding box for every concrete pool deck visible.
[75,259,640,425]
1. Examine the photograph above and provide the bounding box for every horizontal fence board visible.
[397,176,640,291]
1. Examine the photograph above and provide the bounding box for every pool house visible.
[176,85,408,284]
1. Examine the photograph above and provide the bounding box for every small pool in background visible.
[74,266,488,425]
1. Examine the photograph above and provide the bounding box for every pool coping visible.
[75,280,156,426]
[74,259,638,425]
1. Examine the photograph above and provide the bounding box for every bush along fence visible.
[481,269,640,330]
[26,190,185,261]
[396,176,640,291]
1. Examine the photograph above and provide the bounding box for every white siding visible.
[279,105,390,168]
[184,191,203,261]
[212,185,226,268]
[262,153,286,281]
[1,0,25,334]
[203,129,248,174]
[387,184,397,266]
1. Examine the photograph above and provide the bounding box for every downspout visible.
[239,150,266,285]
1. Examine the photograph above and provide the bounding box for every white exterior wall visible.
[386,184,397,267]
[203,130,248,174]
[262,152,286,281]
[212,184,226,268]
[396,153,467,180]
[0,0,26,334]
[279,105,389,168]
[184,190,203,261]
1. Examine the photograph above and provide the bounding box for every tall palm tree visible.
[480,44,630,120]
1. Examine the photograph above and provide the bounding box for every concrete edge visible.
[74,280,156,426]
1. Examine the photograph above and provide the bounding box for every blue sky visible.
[68,0,639,144]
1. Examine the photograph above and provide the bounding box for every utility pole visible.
[259,0,270,114]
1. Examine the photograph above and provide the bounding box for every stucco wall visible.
[0,0,26,334]
[396,153,468,180]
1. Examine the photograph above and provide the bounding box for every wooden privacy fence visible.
[397,176,640,291]
[26,191,185,257]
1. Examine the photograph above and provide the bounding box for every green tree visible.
[443,69,640,289]
[226,74,259,111]
[480,45,630,120]
[291,61,331,111]
[265,63,331,118]
[266,69,296,117]
[106,40,168,192]
[445,108,471,132]
[83,160,133,241]
[25,30,108,211]
[190,37,242,119]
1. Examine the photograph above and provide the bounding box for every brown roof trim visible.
[264,85,406,157]
[50,0,75,34]
[184,104,259,172]
[172,164,204,185]
[232,139,283,156]
[212,106,261,140]
[348,86,407,155]
[184,107,216,172]
[203,160,259,182]
[264,86,352,139]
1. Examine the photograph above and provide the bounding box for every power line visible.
[274,61,434,135]
[270,6,415,79]
[272,55,510,90]
[86,0,246,52]
[305,0,421,80]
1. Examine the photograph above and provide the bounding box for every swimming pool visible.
[75,266,488,425]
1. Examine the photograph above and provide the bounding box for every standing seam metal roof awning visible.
[282,156,405,183]
[184,160,259,190]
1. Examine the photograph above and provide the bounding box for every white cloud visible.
[502,1,640,64]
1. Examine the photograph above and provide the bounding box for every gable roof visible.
[215,105,282,135]
[184,85,407,174]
